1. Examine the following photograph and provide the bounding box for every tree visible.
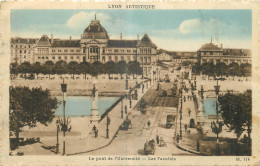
[128,61,142,77]
[44,61,55,79]
[218,90,252,142]
[54,60,67,76]
[116,61,127,79]
[67,61,79,79]
[79,62,90,79]
[10,86,58,144]
[17,62,32,79]
[104,61,116,78]
[31,62,42,80]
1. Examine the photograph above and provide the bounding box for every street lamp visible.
[60,78,70,156]
[56,119,60,154]
[121,95,124,119]
[179,88,183,139]
[106,114,110,138]
[211,79,223,156]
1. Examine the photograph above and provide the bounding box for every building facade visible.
[11,18,157,76]
[197,41,251,65]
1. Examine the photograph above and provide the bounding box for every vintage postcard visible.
[0,1,259,165]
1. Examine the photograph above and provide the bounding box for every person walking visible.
[184,124,188,132]
[156,135,160,144]
[147,120,151,128]
[188,109,191,117]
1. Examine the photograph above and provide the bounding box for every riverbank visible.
[11,79,141,96]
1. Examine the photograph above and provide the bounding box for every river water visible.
[55,96,119,116]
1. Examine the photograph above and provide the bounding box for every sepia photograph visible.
[1,2,259,165]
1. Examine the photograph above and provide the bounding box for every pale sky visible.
[11,10,252,51]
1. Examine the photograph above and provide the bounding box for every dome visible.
[82,20,109,39]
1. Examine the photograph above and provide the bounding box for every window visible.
[133,50,137,53]
[121,50,124,53]
[127,50,130,53]
[64,50,68,52]
[71,57,73,60]
[42,57,45,59]
[102,47,105,53]
[70,50,74,52]
[11,45,13,48]
[24,50,26,53]
[16,45,18,48]
[46,57,49,59]
[65,56,67,60]
[59,57,61,60]
[52,56,55,60]
[77,56,79,59]
[121,56,124,61]
[38,57,40,59]
[114,49,118,53]
[29,45,30,48]
[20,50,22,54]
[90,48,93,53]
[24,46,26,48]
[24,56,26,58]
[20,45,22,48]
[52,50,55,52]
[58,50,61,52]
[109,56,112,61]
[115,56,118,62]
[76,50,80,52]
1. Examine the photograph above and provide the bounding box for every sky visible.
[11,9,252,51]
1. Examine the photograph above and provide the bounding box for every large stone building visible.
[10,18,158,76]
[197,40,251,65]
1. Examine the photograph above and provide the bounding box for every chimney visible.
[137,35,139,40]
[120,33,122,40]
[51,34,53,44]
[70,36,72,40]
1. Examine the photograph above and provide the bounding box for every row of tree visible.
[192,62,251,77]
[10,60,143,79]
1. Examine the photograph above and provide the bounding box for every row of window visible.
[11,44,32,48]
[140,48,151,54]
[12,50,31,54]
[38,56,81,60]
[107,49,136,53]
[52,49,80,53]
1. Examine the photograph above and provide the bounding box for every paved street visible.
[87,83,193,156]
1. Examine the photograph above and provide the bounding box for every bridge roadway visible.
[87,82,193,156]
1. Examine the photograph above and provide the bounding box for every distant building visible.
[10,17,158,76]
[197,40,251,65]
[157,51,173,61]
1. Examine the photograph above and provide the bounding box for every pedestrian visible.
[184,96,186,102]
[184,124,187,132]
[92,125,96,132]
[176,135,179,143]
[156,135,160,144]
[188,109,191,117]
[147,120,151,128]
[197,140,200,152]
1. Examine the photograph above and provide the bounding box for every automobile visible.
[166,115,175,128]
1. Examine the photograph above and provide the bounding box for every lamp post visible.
[56,119,60,154]
[125,77,128,90]
[106,114,110,138]
[121,95,123,119]
[61,78,67,156]
[211,79,223,156]
[179,88,183,139]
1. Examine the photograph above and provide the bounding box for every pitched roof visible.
[198,42,222,51]
[36,35,52,47]
[11,38,37,44]
[107,40,138,48]
[137,34,156,48]
[52,39,81,47]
